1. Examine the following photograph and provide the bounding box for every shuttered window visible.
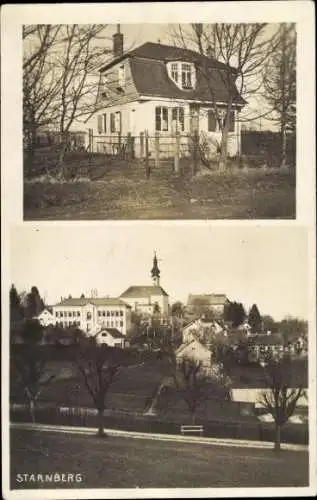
[110,113,115,133]
[97,115,103,134]
[103,113,107,133]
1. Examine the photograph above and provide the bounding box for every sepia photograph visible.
[7,224,311,491]
[22,21,297,220]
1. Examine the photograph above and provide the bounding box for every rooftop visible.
[54,297,130,308]
[96,328,125,339]
[188,294,229,306]
[99,41,245,105]
[120,285,169,299]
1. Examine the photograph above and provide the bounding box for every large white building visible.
[52,297,132,336]
[120,253,169,317]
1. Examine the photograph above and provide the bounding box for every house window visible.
[110,112,121,133]
[97,115,103,134]
[118,65,125,87]
[208,110,217,132]
[155,107,168,131]
[116,311,119,317]
[77,311,80,317]
[103,113,107,133]
[102,311,106,317]
[120,321,123,327]
[110,113,115,133]
[120,310,123,316]
[182,64,192,89]
[98,311,101,317]
[55,311,59,317]
[171,63,179,83]
[60,312,63,318]
[172,107,184,132]
[87,312,92,320]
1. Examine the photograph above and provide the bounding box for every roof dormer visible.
[166,61,196,91]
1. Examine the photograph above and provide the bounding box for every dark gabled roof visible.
[54,297,130,307]
[97,328,124,339]
[120,285,169,299]
[99,42,245,106]
[188,294,229,306]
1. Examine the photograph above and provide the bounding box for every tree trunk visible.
[97,408,106,437]
[274,423,281,451]
[191,411,196,425]
[57,132,68,179]
[280,124,287,169]
[218,110,231,172]
[29,399,36,423]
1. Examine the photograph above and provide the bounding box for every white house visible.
[182,318,224,344]
[85,27,245,158]
[52,297,132,335]
[120,253,169,317]
[94,328,126,348]
[34,307,55,327]
[175,339,212,371]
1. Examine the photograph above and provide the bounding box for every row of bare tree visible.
[11,320,305,450]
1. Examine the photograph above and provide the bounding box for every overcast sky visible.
[11,224,308,321]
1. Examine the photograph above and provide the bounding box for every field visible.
[23,153,296,220]
[10,428,308,488]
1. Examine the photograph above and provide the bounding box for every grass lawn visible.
[24,159,295,220]
[10,428,308,489]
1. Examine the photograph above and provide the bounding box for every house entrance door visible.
[190,104,200,135]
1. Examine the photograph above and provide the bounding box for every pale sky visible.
[10,224,308,321]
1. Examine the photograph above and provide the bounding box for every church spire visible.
[151,252,160,286]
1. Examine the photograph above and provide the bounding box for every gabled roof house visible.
[86,26,245,157]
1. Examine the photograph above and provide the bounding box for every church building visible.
[120,253,169,318]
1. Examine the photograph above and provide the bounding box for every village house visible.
[52,297,132,335]
[175,338,213,371]
[34,307,55,327]
[94,327,126,348]
[182,317,224,344]
[247,333,285,363]
[120,253,169,317]
[187,293,229,318]
[85,26,245,158]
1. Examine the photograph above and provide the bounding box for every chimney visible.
[206,44,215,59]
[113,24,123,58]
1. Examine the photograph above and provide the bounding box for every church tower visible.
[151,252,160,286]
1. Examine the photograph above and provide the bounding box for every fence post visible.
[174,132,180,173]
[155,132,160,169]
[192,130,199,177]
[140,132,144,158]
[127,132,132,161]
[145,130,151,179]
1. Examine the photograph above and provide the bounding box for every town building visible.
[34,307,55,327]
[85,26,245,158]
[187,293,229,318]
[120,253,169,317]
[94,328,126,348]
[52,297,132,335]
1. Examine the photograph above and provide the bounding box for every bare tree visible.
[23,25,63,170]
[259,356,306,451]
[11,319,54,422]
[75,344,119,437]
[169,23,278,171]
[172,356,209,423]
[23,24,112,177]
[263,23,296,168]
